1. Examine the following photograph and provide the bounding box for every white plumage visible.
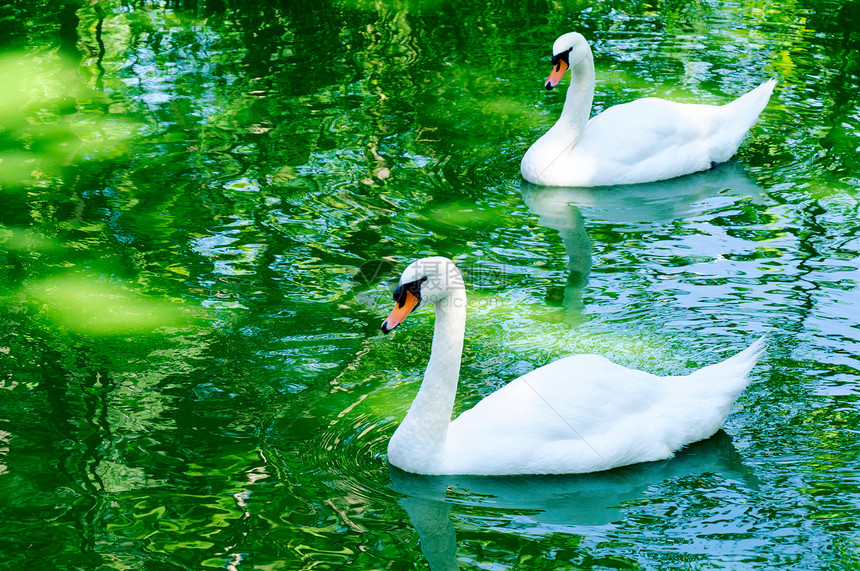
[381,257,766,476]
[521,32,775,187]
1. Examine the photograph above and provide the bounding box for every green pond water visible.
[2,0,860,568]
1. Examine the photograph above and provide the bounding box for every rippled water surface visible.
[2,0,860,568]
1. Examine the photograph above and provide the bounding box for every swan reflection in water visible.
[390,430,756,571]
[519,160,765,313]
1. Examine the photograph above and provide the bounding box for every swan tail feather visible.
[704,79,775,165]
[688,335,767,394]
[724,79,776,118]
[664,336,767,450]
[721,79,776,134]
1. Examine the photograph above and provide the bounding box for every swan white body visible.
[521,32,776,187]
[381,257,766,476]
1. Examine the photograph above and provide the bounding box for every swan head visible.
[545,32,589,90]
[381,256,464,334]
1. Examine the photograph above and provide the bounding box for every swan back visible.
[441,338,767,475]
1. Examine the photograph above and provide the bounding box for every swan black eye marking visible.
[551,47,573,71]
[393,276,428,308]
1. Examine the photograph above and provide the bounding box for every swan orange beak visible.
[381,290,419,334]
[545,59,568,90]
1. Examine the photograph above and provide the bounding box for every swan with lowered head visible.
[380,257,766,475]
[521,32,776,187]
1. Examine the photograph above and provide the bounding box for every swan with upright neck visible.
[521,32,776,187]
[380,256,766,475]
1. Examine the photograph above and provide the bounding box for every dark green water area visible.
[2,0,860,568]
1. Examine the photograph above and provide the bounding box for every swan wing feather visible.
[445,354,674,474]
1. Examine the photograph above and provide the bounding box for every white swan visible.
[380,256,766,476]
[521,32,776,187]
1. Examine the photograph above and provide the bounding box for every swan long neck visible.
[389,287,466,473]
[553,43,595,144]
